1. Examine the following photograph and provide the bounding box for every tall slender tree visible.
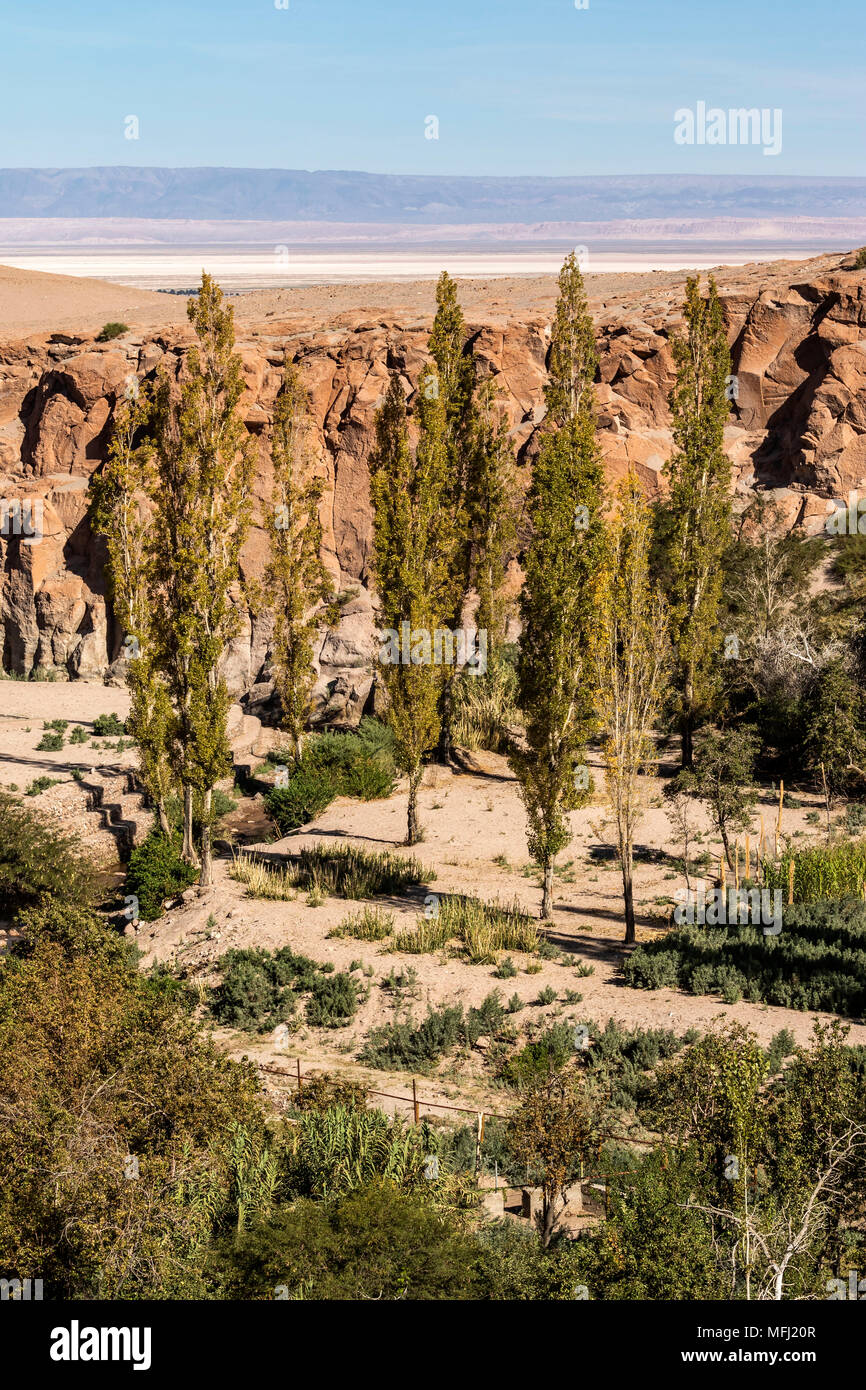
[89,385,173,835]
[470,378,516,659]
[369,371,449,843]
[428,272,475,762]
[509,252,605,919]
[150,274,256,883]
[595,470,669,944]
[266,359,335,759]
[660,275,732,767]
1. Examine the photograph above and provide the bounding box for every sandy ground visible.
[0,251,850,339]
[128,747,866,1117]
[0,680,132,789]
[2,675,863,1116]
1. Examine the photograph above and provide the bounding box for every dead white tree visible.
[685,1124,866,1300]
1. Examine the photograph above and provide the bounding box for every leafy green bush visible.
[25,776,61,796]
[0,793,97,917]
[36,730,64,751]
[263,722,396,833]
[209,945,321,1033]
[69,726,90,745]
[125,831,197,920]
[358,992,507,1071]
[92,712,126,736]
[96,321,129,341]
[499,1022,576,1086]
[265,765,339,833]
[305,972,360,1028]
[623,898,866,1016]
[210,1181,482,1299]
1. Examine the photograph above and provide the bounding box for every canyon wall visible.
[1,252,865,723]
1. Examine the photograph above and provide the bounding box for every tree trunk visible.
[681,712,693,768]
[156,796,171,837]
[622,859,636,945]
[540,1192,556,1249]
[541,862,554,920]
[681,668,695,767]
[199,787,213,887]
[407,770,421,845]
[720,824,733,870]
[181,784,199,866]
[437,674,454,765]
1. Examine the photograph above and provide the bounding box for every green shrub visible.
[69,726,90,745]
[25,776,62,796]
[853,247,866,270]
[623,898,866,1017]
[265,765,339,833]
[96,321,128,341]
[92,712,126,736]
[305,972,360,1028]
[359,993,506,1071]
[209,945,322,1033]
[264,724,396,833]
[500,1022,576,1086]
[210,1181,483,1300]
[36,731,64,751]
[0,792,97,917]
[43,719,68,733]
[291,1072,368,1114]
[126,831,198,921]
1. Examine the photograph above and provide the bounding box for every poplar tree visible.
[471,378,516,658]
[89,386,173,835]
[509,252,605,919]
[150,274,256,883]
[595,471,669,944]
[428,272,475,761]
[266,360,335,759]
[660,275,732,767]
[369,372,449,844]
[428,272,517,752]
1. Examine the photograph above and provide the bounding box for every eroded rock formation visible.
[2,252,865,722]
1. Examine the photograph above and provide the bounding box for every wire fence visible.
[259,1058,658,1148]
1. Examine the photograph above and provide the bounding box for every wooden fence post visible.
[412,1078,419,1125]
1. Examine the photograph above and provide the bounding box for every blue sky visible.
[1,0,862,175]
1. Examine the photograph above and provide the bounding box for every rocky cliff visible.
[2,251,865,723]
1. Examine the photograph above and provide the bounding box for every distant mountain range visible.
[2,169,866,223]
